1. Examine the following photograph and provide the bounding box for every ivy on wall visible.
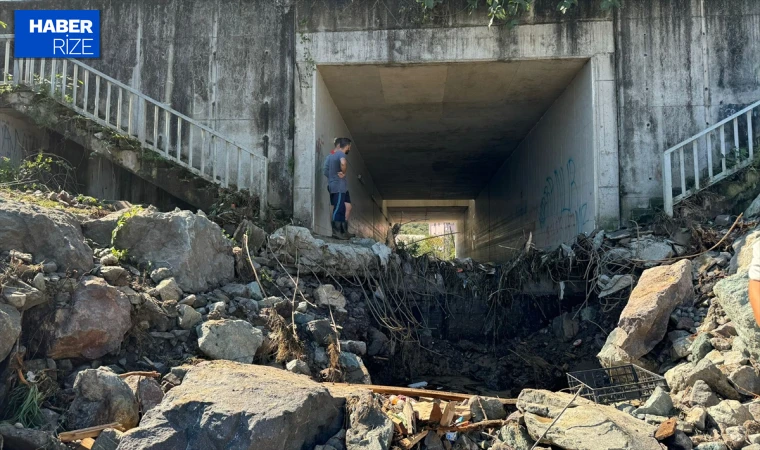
[416,0,620,27]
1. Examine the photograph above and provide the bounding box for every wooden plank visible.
[77,438,96,449]
[440,419,508,433]
[439,401,456,427]
[399,430,428,449]
[59,423,124,442]
[328,383,516,405]
[402,400,416,436]
[118,371,160,379]
[412,400,442,422]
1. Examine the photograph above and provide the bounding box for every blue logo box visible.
[14,10,100,58]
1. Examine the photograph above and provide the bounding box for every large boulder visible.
[714,273,760,360]
[123,375,164,415]
[82,210,125,247]
[0,199,93,272]
[729,228,760,274]
[197,319,264,363]
[112,208,234,292]
[517,389,660,450]
[665,359,740,400]
[42,276,131,360]
[0,303,21,363]
[116,361,342,450]
[269,226,391,275]
[0,423,67,450]
[66,368,139,430]
[598,260,693,366]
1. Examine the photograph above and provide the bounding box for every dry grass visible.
[267,313,304,363]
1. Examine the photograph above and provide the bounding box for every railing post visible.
[260,158,268,219]
[663,152,673,216]
[749,111,755,161]
[137,98,147,146]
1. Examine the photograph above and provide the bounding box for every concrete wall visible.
[0,113,47,164]
[616,0,760,215]
[313,70,389,240]
[464,61,596,260]
[0,0,295,210]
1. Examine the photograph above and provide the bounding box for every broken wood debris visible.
[58,423,125,443]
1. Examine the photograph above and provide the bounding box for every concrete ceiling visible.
[386,200,469,223]
[319,59,588,200]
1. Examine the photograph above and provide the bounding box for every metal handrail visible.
[0,34,267,214]
[662,100,759,216]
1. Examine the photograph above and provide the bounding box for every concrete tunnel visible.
[295,44,620,262]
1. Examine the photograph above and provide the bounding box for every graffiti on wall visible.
[538,158,590,241]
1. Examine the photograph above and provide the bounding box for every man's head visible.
[334,137,352,154]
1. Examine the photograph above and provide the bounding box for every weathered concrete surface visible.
[116,361,342,450]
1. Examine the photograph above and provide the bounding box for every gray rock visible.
[306,319,336,345]
[730,366,760,396]
[294,312,315,325]
[82,211,124,248]
[691,333,714,362]
[315,285,347,309]
[100,253,119,266]
[729,228,760,274]
[634,386,673,416]
[518,389,660,450]
[367,327,391,357]
[197,319,264,363]
[117,361,342,450]
[150,267,172,283]
[177,304,202,330]
[690,380,720,408]
[112,208,234,293]
[247,281,263,301]
[34,276,131,360]
[598,274,635,298]
[92,428,123,450]
[685,406,707,431]
[498,422,535,450]
[345,392,393,450]
[714,273,760,361]
[340,352,372,384]
[724,425,747,449]
[156,278,182,302]
[0,423,67,450]
[233,220,268,252]
[123,375,164,415]
[3,279,46,311]
[468,396,507,422]
[551,312,580,341]
[626,237,675,261]
[66,368,139,430]
[0,199,93,273]
[707,400,753,428]
[672,336,693,359]
[100,266,129,286]
[221,283,249,298]
[286,359,311,376]
[340,340,367,356]
[666,359,740,400]
[695,443,728,450]
[0,303,21,363]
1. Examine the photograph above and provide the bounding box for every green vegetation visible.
[111,206,145,260]
[416,0,620,27]
[397,222,457,260]
[0,152,76,192]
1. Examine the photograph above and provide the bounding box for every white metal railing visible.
[0,35,267,214]
[663,99,760,216]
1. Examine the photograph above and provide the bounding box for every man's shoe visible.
[331,221,344,239]
[342,221,356,239]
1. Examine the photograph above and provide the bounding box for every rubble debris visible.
[197,319,264,363]
[0,422,68,450]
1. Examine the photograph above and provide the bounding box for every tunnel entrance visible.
[307,59,609,261]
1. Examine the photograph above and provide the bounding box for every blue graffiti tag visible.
[538,159,589,239]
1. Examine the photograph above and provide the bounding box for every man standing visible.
[327,138,354,239]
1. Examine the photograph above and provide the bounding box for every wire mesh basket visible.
[567,364,667,405]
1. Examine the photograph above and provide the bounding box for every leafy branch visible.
[416,0,621,27]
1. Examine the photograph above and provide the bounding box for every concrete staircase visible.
[0,34,267,213]
[663,100,760,216]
